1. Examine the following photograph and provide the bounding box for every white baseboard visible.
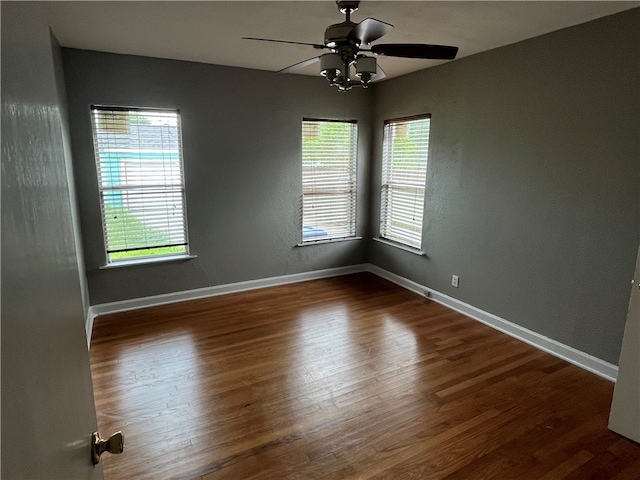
[86,262,617,382]
[367,265,618,382]
[85,308,96,350]
[89,264,369,319]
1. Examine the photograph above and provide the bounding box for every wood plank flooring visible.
[90,273,640,479]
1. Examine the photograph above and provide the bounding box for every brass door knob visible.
[91,431,124,465]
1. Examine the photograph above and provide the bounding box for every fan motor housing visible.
[325,22,358,48]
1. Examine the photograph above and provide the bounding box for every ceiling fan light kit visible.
[320,53,343,81]
[354,56,377,84]
[244,0,458,92]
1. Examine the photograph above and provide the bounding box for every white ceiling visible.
[47,1,638,81]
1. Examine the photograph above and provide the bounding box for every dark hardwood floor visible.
[90,273,640,479]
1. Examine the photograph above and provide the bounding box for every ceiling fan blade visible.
[277,56,320,74]
[242,37,327,50]
[371,43,458,60]
[348,18,393,45]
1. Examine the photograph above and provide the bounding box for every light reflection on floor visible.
[111,333,203,456]
[288,306,419,409]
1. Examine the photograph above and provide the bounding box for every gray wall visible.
[62,9,638,364]
[52,35,92,320]
[62,49,372,305]
[1,2,100,478]
[368,8,640,364]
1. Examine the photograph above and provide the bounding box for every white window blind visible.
[380,115,431,249]
[90,107,189,263]
[302,119,358,242]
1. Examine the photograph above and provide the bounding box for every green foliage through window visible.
[380,115,431,249]
[302,119,358,242]
[103,205,186,261]
[91,106,189,263]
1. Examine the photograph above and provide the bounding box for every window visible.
[301,119,358,243]
[379,114,431,249]
[90,106,189,263]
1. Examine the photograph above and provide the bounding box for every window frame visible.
[300,118,359,245]
[379,113,431,252]
[90,105,191,265]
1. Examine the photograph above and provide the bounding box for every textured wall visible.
[368,8,640,364]
[62,50,371,305]
[62,9,638,364]
[1,2,100,478]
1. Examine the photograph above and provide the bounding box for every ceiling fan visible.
[243,0,458,91]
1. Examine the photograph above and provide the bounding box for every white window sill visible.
[297,236,362,247]
[373,237,426,256]
[100,254,197,269]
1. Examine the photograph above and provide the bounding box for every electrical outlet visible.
[452,275,459,288]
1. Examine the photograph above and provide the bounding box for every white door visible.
[609,243,640,442]
[1,2,104,478]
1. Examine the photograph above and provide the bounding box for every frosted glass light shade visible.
[355,56,377,76]
[320,53,342,77]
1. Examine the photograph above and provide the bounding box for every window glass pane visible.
[380,116,430,249]
[91,107,189,262]
[302,119,357,242]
